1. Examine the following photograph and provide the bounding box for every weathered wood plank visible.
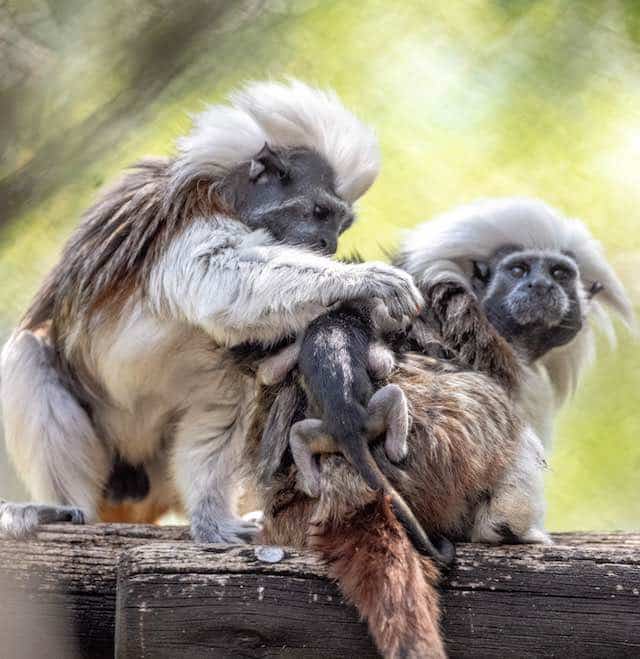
[115,542,376,658]
[2,528,639,658]
[442,533,640,658]
[115,533,640,658]
[0,524,190,659]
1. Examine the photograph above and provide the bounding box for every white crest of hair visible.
[172,78,380,203]
[400,197,634,446]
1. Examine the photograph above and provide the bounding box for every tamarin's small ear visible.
[588,280,605,299]
[248,159,266,182]
[473,260,490,283]
[250,143,290,182]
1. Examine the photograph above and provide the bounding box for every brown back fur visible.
[252,354,521,659]
[22,158,226,340]
[255,353,521,545]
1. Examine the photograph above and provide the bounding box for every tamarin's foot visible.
[0,501,86,539]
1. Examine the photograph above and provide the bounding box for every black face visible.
[223,144,354,255]
[474,246,585,361]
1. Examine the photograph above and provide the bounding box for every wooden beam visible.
[2,528,639,658]
[441,533,640,658]
[115,532,640,658]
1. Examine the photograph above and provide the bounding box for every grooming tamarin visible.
[0,80,424,541]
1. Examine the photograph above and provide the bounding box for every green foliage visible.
[0,0,638,529]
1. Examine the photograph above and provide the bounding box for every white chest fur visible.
[83,303,248,464]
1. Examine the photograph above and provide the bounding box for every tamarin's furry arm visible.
[414,280,523,392]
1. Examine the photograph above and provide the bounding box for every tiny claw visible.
[236,524,261,544]
[249,159,266,182]
[434,535,456,568]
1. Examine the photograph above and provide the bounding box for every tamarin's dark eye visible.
[510,265,527,278]
[551,266,570,281]
[313,204,330,220]
[277,168,291,183]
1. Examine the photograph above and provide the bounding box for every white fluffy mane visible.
[400,197,634,436]
[172,79,380,203]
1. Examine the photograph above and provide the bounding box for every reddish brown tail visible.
[308,491,446,659]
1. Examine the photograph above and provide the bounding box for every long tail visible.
[308,459,447,659]
[348,440,455,566]
[1,329,108,516]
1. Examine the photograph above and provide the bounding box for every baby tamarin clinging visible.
[257,301,454,564]
[251,343,540,547]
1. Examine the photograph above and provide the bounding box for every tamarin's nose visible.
[528,277,553,292]
[317,236,337,255]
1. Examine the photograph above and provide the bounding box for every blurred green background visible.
[0,0,638,530]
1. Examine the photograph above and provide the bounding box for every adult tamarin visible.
[0,80,424,541]
[397,197,634,448]
[246,336,535,659]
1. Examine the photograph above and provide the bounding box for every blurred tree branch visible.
[0,0,267,225]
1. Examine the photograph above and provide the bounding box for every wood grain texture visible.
[115,531,640,658]
[441,532,640,658]
[2,527,640,658]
